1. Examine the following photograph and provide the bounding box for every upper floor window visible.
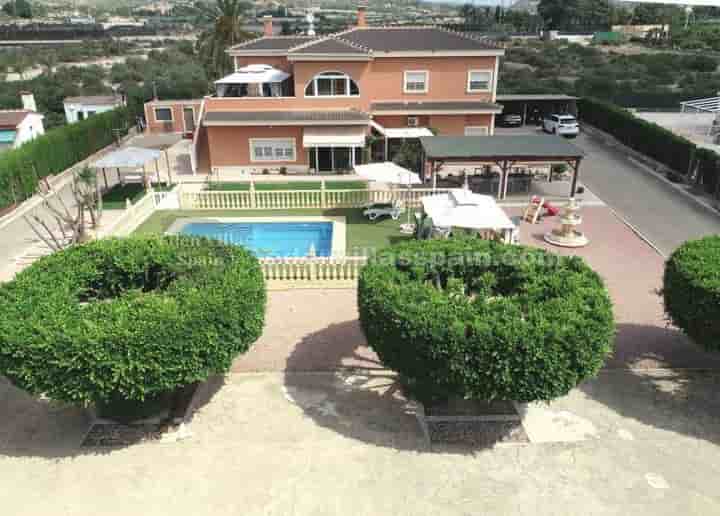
[467,70,492,92]
[305,71,360,97]
[404,71,428,93]
[154,107,173,122]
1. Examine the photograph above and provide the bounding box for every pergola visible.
[419,135,586,200]
[91,146,163,189]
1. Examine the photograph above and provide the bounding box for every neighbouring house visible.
[63,95,124,124]
[0,92,45,153]
[144,6,505,175]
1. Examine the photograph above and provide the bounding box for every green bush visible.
[0,236,266,410]
[0,107,131,211]
[578,97,695,174]
[358,239,615,404]
[663,236,720,352]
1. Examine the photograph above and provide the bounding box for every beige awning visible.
[303,126,367,148]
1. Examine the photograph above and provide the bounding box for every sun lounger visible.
[363,200,403,221]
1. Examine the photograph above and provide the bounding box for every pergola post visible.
[569,158,582,197]
[101,167,108,190]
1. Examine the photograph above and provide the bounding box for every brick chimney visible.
[263,15,273,37]
[19,91,37,112]
[357,6,367,28]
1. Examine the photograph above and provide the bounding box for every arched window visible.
[305,71,360,97]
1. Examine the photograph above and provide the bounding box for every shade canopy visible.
[421,189,515,230]
[419,134,585,161]
[303,126,367,148]
[370,121,433,139]
[354,162,422,185]
[91,147,162,168]
[215,64,290,84]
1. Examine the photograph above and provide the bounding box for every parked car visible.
[499,113,523,127]
[543,114,580,137]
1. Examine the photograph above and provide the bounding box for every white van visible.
[543,114,580,138]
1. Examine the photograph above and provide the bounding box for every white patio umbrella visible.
[354,162,422,229]
[421,189,515,240]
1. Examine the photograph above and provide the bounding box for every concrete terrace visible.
[2,205,720,515]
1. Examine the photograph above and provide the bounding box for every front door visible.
[183,107,195,133]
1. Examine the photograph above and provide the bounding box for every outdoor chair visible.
[363,199,403,221]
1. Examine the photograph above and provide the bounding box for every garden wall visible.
[0,107,132,212]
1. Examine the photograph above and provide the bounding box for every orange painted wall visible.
[375,113,493,135]
[144,101,200,133]
[204,55,498,113]
[205,125,307,168]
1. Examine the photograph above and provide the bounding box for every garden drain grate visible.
[426,420,529,446]
[82,423,164,447]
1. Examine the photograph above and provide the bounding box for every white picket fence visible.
[177,186,451,211]
[260,256,367,282]
[100,189,158,237]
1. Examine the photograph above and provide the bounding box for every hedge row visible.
[358,238,615,404]
[0,236,266,407]
[579,97,720,199]
[663,236,720,352]
[578,97,695,174]
[0,107,131,211]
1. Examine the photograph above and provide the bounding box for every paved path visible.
[570,132,720,255]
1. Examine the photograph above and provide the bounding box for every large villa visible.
[144,7,507,177]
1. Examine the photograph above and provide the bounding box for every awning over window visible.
[303,126,367,148]
[370,121,433,139]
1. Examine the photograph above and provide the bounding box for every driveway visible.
[496,126,720,255]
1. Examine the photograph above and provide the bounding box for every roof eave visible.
[373,49,505,57]
[287,54,372,61]
[203,119,370,127]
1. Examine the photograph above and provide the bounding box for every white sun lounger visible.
[363,200,403,221]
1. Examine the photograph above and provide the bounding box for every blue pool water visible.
[179,221,333,258]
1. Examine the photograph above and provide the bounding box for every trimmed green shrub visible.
[0,236,266,409]
[358,239,615,404]
[663,236,720,352]
[0,107,131,211]
[578,97,695,175]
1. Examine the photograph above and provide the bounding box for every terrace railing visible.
[177,187,451,211]
[260,256,368,282]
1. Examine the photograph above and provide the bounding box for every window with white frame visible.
[467,70,492,92]
[404,71,428,93]
[250,138,296,162]
[154,107,173,122]
[464,126,489,136]
[305,71,360,97]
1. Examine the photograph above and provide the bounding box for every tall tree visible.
[196,0,253,79]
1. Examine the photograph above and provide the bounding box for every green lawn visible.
[102,183,172,210]
[133,208,416,254]
[207,181,367,192]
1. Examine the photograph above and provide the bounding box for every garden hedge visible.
[663,236,720,352]
[578,97,696,175]
[358,238,615,404]
[0,236,266,407]
[0,106,131,212]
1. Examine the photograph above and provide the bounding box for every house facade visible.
[63,95,125,124]
[145,8,505,175]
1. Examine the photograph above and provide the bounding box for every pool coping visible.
[165,216,347,258]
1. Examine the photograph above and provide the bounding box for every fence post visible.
[176,182,184,209]
[320,179,326,209]
[250,179,256,209]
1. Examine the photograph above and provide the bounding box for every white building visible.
[63,96,124,124]
[0,93,45,152]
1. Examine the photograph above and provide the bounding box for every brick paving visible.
[233,205,720,373]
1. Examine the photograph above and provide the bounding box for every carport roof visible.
[419,135,585,161]
[496,94,578,101]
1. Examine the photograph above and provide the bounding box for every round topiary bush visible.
[358,238,615,404]
[0,236,266,416]
[663,236,720,352]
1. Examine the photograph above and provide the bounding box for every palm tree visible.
[196,0,253,79]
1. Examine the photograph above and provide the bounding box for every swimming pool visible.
[178,221,334,258]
